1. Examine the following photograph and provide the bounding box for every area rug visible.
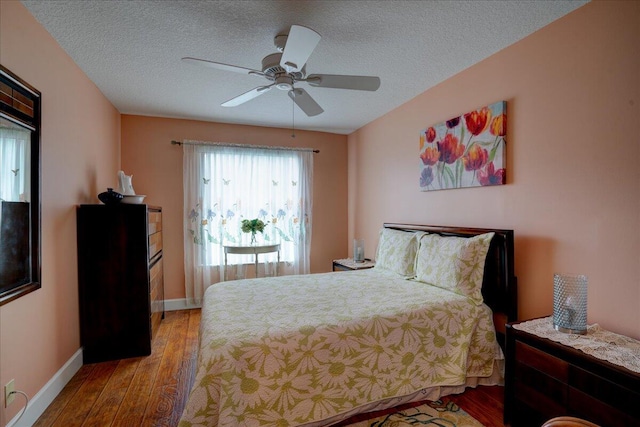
[345,399,484,427]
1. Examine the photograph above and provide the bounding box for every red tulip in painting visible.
[419,101,506,191]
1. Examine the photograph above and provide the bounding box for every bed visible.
[179,223,517,427]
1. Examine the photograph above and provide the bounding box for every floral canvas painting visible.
[419,101,506,191]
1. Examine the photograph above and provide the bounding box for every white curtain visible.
[183,142,313,304]
[0,126,30,203]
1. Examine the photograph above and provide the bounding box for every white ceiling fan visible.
[182,25,381,117]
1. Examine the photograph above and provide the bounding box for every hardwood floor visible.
[35,309,505,426]
[34,310,200,427]
[448,383,505,427]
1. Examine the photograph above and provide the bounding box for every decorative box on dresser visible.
[505,317,640,427]
[77,204,164,363]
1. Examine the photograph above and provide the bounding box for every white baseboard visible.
[164,298,201,311]
[7,348,83,427]
[6,301,198,426]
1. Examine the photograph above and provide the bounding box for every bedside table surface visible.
[505,318,640,427]
[512,316,640,374]
[333,258,376,270]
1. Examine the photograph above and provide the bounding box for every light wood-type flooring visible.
[34,309,504,426]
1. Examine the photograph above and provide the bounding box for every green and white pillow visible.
[374,228,423,278]
[415,232,494,304]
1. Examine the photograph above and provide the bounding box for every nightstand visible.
[505,317,640,427]
[332,258,375,271]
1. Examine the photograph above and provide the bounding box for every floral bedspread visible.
[179,269,502,427]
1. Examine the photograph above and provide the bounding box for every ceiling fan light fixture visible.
[275,75,293,91]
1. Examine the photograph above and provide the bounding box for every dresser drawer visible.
[150,257,163,305]
[148,210,162,235]
[149,257,164,338]
[569,366,640,426]
[513,341,570,421]
[149,231,162,260]
[516,341,569,382]
[514,365,567,421]
[569,387,640,427]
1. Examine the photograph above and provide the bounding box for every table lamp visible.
[353,239,365,263]
[553,273,588,334]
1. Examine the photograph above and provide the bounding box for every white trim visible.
[0,69,40,98]
[164,298,201,311]
[0,113,36,131]
[6,348,83,427]
[5,302,199,426]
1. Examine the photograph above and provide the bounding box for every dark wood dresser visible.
[77,204,164,363]
[505,319,640,427]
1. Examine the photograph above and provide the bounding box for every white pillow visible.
[374,228,423,278]
[415,232,494,304]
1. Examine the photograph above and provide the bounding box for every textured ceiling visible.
[22,0,588,135]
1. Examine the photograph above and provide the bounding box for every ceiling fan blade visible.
[182,57,264,77]
[288,88,324,117]
[306,74,381,91]
[221,84,274,107]
[280,25,321,73]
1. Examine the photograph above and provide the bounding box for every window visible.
[183,142,313,302]
[191,148,304,265]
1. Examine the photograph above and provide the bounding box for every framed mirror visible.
[0,65,41,305]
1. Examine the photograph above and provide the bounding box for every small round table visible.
[223,243,280,281]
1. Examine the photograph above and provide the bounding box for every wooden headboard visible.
[383,223,517,345]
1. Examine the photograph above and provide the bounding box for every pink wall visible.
[0,2,121,423]
[121,115,348,300]
[1,0,637,423]
[348,1,640,339]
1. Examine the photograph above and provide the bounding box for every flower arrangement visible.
[241,218,266,244]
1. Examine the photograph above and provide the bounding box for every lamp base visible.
[554,324,587,335]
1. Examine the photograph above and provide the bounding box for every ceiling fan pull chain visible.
[291,94,296,138]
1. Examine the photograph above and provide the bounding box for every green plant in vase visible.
[241,218,266,245]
